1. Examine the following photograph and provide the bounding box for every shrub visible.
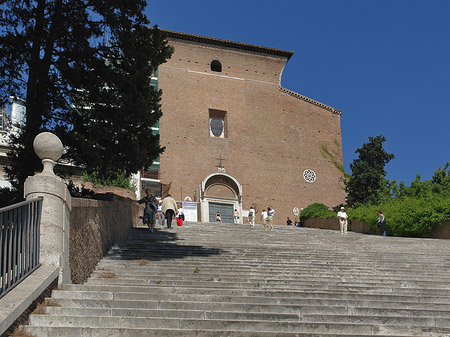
[83,170,135,191]
[300,203,335,221]
[347,195,450,237]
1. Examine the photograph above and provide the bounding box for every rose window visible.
[303,169,316,183]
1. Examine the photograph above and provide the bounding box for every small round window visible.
[211,60,222,72]
[303,169,316,183]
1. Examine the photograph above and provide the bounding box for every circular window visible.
[303,169,316,183]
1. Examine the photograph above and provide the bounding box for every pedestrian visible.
[138,189,157,232]
[377,210,386,236]
[216,211,221,224]
[337,206,348,234]
[264,206,275,230]
[248,206,256,227]
[177,206,184,226]
[178,206,184,221]
[156,200,164,227]
[161,194,178,229]
[260,209,268,227]
[286,217,292,226]
[294,218,301,227]
[233,209,239,224]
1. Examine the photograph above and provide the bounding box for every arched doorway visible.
[200,172,242,223]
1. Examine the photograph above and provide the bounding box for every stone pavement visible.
[19,222,450,336]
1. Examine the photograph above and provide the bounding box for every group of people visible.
[138,190,184,232]
[337,206,386,236]
[140,193,387,236]
[286,217,302,227]
[216,206,276,230]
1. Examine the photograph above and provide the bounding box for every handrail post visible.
[23,132,72,285]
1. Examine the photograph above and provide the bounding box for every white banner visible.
[182,201,198,222]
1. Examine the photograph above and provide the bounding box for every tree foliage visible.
[347,162,450,237]
[300,203,335,221]
[0,0,173,190]
[345,135,394,207]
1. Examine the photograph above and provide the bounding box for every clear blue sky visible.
[146,0,450,186]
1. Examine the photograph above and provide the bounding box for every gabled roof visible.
[280,87,342,115]
[161,29,294,61]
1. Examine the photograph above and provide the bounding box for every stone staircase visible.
[20,222,450,336]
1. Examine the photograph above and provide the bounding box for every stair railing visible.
[0,197,43,299]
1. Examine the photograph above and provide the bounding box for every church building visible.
[143,30,346,223]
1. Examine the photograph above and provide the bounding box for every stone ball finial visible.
[33,132,63,161]
[33,132,63,175]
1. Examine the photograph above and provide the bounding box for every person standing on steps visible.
[216,211,222,224]
[266,206,275,230]
[260,209,268,227]
[162,194,178,229]
[177,205,184,227]
[248,207,256,227]
[138,189,157,232]
[233,209,239,224]
[377,210,386,236]
[337,206,348,235]
[286,217,292,226]
[156,200,164,227]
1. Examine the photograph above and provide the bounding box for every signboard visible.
[182,201,198,222]
[293,207,299,217]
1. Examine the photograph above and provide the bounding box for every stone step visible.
[28,309,450,330]
[22,326,424,337]
[19,224,450,336]
[27,314,443,335]
[43,303,450,321]
[66,282,450,300]
[43,306,301,321]
[99,256,449,275]
[96,266,448,281]
[81,280,450,299]
[92,264,450,283]
[104,248,444,263]
[50,289,450,306]
[87,271,450,292]
[47,296,450,313]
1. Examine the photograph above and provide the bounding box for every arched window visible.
[211,60,222,72]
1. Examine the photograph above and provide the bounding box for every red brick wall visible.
[158,37,346,221]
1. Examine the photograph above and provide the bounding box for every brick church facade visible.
[152,30,346,223]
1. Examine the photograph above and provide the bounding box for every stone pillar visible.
[24,132,72,285]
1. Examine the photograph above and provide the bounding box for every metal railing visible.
[0,198,43,299]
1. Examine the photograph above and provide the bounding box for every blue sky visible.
[146,0,450,185]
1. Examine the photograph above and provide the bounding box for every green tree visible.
[0,1,172,190]
[345,135,394,207]
[431,162,450,195]
[300,203,335,221]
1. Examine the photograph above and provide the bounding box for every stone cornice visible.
[161,29,294,61]
[280,87,342,115]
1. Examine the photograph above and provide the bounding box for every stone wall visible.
[429,219,450,239]
[69,194,141,283]
[304,217,450,239]
[303,218,372,234]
